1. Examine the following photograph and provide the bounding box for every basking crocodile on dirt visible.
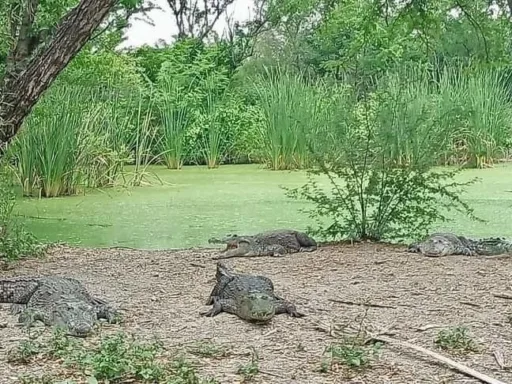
[208,229,318,259]
[0,276,119,337]
[201,262,304,322]
[407,232,512,257]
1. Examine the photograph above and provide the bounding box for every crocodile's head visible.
[51,301,97,337]
[414,236,455,257]
[220,238,252,256]
[237,292,276,322]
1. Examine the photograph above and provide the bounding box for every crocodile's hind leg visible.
[406,242,421,253]
[92,299,120,324]
[201,297,234,317]
[295,232,318,252]
[299,246,317,252]
[274,299,305,318]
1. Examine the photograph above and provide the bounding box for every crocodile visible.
[208,229,318,259]
[201,262,304,322]
[0,276,118,337]
[407,232,512,257]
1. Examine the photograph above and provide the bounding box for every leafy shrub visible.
[435,326,480,354]
[286,81,482,243]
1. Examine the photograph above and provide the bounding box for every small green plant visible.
[435,326,480,354]
[46,327,80,359]
[76,332,165,382]
[10,330,217,383]
[320,336,382,373]
[237,348,260,382]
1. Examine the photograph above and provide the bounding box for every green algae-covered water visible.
[13,163,512,249]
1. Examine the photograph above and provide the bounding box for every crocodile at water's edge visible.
[209,229,317,259]
[201,262,304,322]
[407,232,512,257]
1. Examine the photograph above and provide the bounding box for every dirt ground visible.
[0,243,511,384]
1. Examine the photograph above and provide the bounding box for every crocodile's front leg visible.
[457,246,477,256]
[18,307,45,328]
[201,296,233,317]
[274,299,305,318]
[10,303,27,315]
[213,244,261,259]
[406,242,421,253]
[95,304,120,323]
[90,297,119,323]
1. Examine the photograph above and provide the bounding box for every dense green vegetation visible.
[3,0,512,254]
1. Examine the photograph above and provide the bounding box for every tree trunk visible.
[0,0,118,150]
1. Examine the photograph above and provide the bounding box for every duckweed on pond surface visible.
[13,163,512,249]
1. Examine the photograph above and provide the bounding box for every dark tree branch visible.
[166,0,235,40]
[0,0,118,149]
[6,0,40,75]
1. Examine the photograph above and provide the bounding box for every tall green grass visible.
[6,64,510,199]
[128,95,164,186]
[8,86,93,197]
[251,68,323,170]
[456,69,511,168]
[375,67,450,168]
[83,88,135,188]
[198,90,226,169]
[157,80,191,170]
[6,85,139,197]
[362,65,512,169]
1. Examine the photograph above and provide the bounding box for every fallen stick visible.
[493,292,512,300]
[373,335,507,384]
[328,298,397,309]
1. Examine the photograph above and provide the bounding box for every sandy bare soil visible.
[0,243,511,384]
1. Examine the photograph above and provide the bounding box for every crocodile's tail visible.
[0,277,40,304]
[474,237,512,256]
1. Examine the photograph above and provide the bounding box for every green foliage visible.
[57,50,143,90]
[10,329,219,384]
[5,0,512,206]
[320,340,382,372]
[435,326,480,354]
[286,79,482,242]
[0,172,43,261]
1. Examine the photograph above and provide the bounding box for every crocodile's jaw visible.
[238,293,276,322]
[52,302,96,337]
